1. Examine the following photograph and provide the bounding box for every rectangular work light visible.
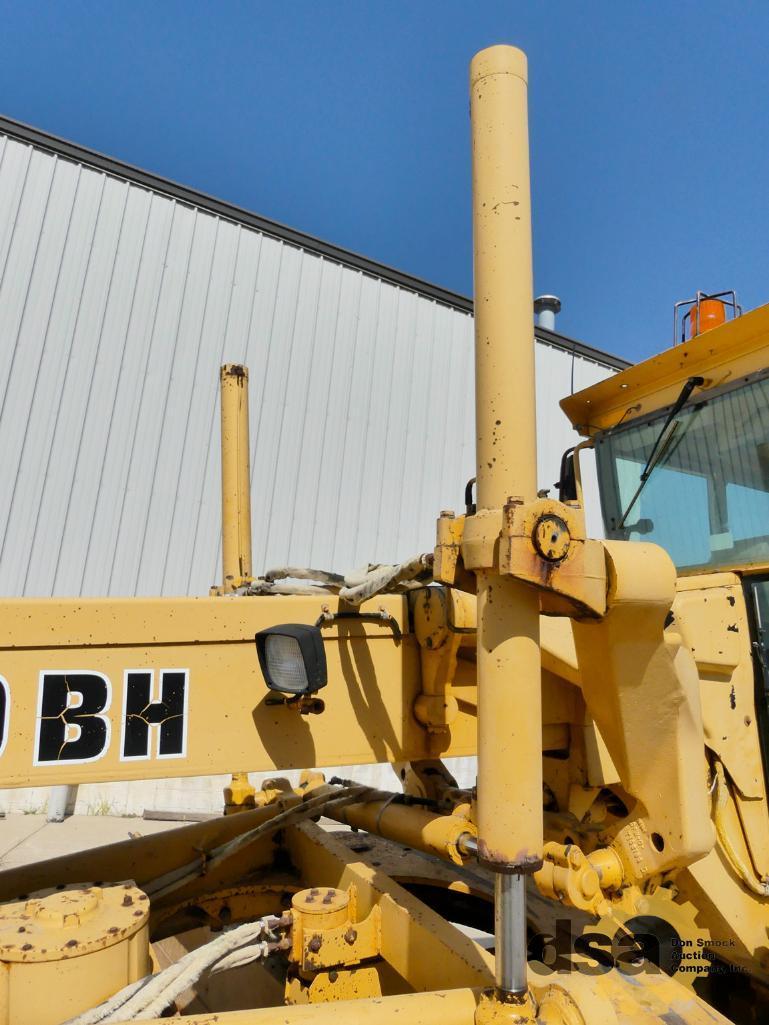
[255,624,327,696]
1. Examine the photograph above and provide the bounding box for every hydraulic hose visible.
[712,759,769,897]
[63,914,290,1024]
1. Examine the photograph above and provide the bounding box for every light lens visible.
[255,624,327,695]
[264,634,309,693]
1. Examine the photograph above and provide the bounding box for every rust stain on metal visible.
[476,839,543,873]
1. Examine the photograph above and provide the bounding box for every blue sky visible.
[0,1,767,362]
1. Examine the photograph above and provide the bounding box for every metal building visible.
[0,116,628,813]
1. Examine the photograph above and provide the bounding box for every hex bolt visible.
[344,927,357,945]
[308,935,322,953]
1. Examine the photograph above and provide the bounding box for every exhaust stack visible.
[534,294,561,332]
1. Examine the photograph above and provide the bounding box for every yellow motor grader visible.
[0,43,767,1025]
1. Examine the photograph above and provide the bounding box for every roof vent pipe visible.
[534,295,561,332]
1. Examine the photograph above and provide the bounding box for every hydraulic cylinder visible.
[470,44,543,1005]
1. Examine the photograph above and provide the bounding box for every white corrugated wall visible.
[0,128,618,814]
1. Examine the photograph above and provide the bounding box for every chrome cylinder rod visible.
[495,872,528,996]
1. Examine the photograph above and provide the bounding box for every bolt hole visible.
[651,832,665,852]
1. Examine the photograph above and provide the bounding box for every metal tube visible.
[534,295,561,332]
[469,44,542,1008]
[475,574,541,872]
[495,873,527,995]
[220,364,253,592]
[331,798,477,863]
[470,46,543,870]
[471,45,536,511]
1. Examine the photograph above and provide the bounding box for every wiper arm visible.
[617,375,704,530]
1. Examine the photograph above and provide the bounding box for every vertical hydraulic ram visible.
[220,363,253,592]
[470,45,543,1009]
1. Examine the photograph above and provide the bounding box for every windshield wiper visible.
[617,375,704,530]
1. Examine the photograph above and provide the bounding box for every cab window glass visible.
[596,374,769,572]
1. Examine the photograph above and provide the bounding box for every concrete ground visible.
[0,812,348,872]
[0,814,178,870]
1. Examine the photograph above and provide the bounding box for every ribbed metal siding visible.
[0,132,614,599]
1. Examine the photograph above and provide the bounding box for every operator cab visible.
[562,293,769,793]
[562,292,769,577]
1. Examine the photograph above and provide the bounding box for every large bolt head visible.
[292,887,349,915]
[532,513,571,562]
